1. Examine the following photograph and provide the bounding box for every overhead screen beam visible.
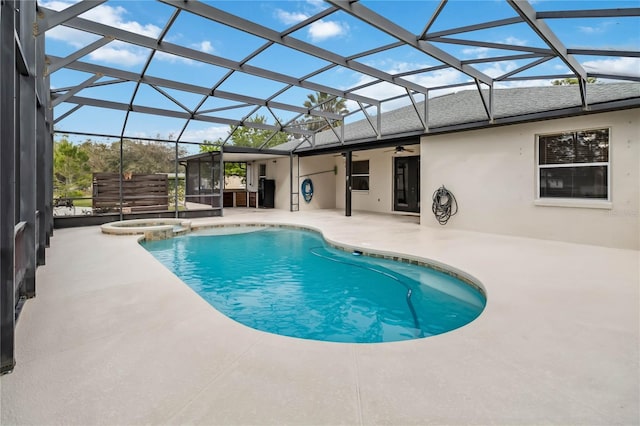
[45,36,113,76]
[419,0,448,39]
[35,0,108,34]
[159,0,430,96]
[507,0,589,108]
[326,0,494,86]
[48,57,344,121]
[51,73,102,107]
[507,1,587,79]
[39,0,639,151]
[119,7,180,145]
[425,16,523,38]
[63,95,316,137]
[495,56,553,81]
[536,8,640,19]
[587,73,640,82]
[429,37,553,55]
[567,48,640,58]
[37,6,380,108]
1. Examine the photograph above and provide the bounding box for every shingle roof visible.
[276,83,640,152]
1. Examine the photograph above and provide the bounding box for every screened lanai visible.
[1,0,639,373]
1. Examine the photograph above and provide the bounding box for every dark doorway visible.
[394,156,420,213]
[259,178,275,208]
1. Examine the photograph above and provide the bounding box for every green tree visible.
[79,139,116,172]
[303,91,349,131]
[80,139,186,174]
[551,77,597,86]
[199,116,289,151]
[198,116,288,178]
[122,139,183,173]
[53,136,91,198]
[199,139,222,153]
[229,115,289,148]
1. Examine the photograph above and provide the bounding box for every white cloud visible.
[45,25,99,48]
[493,79,555,89]
[384,61,431,75]
[462,47,490,59]
[41,1,161,66]
[125,125,230,146]
[180,126,230,143]
[308,20,349,42]
[409,69,467,92]
[89,44,147,67]
[504,36,527,46]
[305,0,326,10]
[578,26,598,35]
[147,41,213,65]
[79,4,161,38]
[480,61,518,79]
[275,9,309,25]
[346,63,467,112]
[578,21,614,35]
[39,0,78,12]
[583,57,640,77]
[43,2,211,67]
[274,0,327,26]
[461,36,528,59]
[351,81,402,109]
[154,51,195,65]
[195,41,214,54]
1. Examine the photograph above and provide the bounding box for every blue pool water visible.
[141,227,486,343]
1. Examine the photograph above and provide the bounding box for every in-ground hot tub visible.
[101,218,191,240]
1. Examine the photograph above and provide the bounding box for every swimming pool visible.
[141,226,486,343]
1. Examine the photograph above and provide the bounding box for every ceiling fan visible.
[385,146,415,154]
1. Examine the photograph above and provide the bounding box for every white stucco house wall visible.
[254,83,639,250]
[421,109,638,249]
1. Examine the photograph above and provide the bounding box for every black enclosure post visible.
[19,0,36,298]
[173,140,178,218]
[0,0,17,374]
[345,151,352,217]
[289,152,294,212]
[218,147,224,215]
[118,136,124,221]
[36,32,48,265]
[45,72,54,246]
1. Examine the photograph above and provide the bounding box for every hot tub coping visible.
[101,218,192,239]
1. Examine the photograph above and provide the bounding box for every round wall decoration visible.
[301,178,314,203]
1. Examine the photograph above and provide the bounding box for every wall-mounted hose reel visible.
[432,186,458,225]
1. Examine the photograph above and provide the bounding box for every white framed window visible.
[351,160,369,191]
[536,128,610,204]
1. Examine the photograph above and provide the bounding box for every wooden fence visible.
[92,173,169,213]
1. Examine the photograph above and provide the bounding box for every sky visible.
[42,0,640,146]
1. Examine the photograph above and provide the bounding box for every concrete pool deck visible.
[1,209,638,425]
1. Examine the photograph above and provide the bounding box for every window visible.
[351,160,369,191]
[537,128,609,200]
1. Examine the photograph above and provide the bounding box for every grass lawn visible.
[73,198,92,208]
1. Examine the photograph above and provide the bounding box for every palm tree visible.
[303,92,349,132]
